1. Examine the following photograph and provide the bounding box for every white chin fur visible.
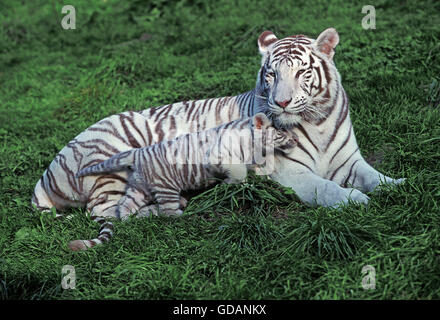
[272,112,302,129]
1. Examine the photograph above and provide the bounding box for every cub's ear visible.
[253,113,272,129]
[314,28,339,60]
[258,31,278,55]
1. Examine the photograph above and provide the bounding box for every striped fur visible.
[67,216,114,251]
[78,113,296,216]
[69,114,297,250]
[254,28,404,207]
[32,28,404,249]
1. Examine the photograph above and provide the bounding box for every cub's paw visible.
[135,204,159,218]
[162,209,183,217]
[223,177,246,185]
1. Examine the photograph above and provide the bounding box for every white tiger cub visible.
[69,114,298,250]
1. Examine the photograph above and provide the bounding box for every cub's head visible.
[255,28,341,128]
[252,113,298,154]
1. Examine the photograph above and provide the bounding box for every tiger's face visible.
[251,113,298,154]
[272,127,298,154]
[255,28,341,128]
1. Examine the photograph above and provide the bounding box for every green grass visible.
[1,0,440,299]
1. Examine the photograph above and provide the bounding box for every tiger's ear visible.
[253,113,272,129]
[258,31,278,55]
[314,28,339,60]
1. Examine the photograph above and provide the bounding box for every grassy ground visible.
[1,0,439,299]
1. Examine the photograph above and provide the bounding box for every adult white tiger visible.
[32,28,404,220]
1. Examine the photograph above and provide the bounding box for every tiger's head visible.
[254,28,341,129]
[251,113,299,155]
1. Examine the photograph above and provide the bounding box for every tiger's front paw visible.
[345,187,370,204]
[390,178,406,185]
[373,177,406,193]
[330,187,370,209]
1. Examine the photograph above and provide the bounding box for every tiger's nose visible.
[275,98,292,108]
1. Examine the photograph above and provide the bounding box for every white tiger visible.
[68,114,297,250]
[32,28,404,242]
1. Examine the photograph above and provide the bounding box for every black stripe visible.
[296,124,319,152]
[282,154,313,172]
[329,123,352,164]
[296,141,316,163]
[329,147,359,181]
[343,159,360,187]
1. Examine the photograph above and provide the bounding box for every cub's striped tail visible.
[71,150,137,251]
[76,149,136,178]
[68,216,114,251]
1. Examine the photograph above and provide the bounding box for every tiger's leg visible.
[85,173,129,218]
[31,190,70,219]
[31,179,56,212]
[32,176,85,219]
[86,191,122,218]
[132,195,188,218]
[344,159,405,193]
[136,204,160,217]
[117,186,154,220]
[271,169,370,208]
[153,189,184,217]
[179,196,188,209]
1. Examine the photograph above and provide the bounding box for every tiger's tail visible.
[68,216,114,251]
[76,149,137,178]
[70,150,138,251]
